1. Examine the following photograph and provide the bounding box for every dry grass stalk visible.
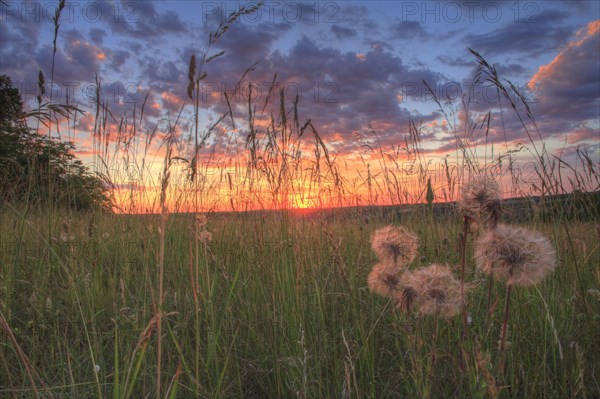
[0,311,53,399]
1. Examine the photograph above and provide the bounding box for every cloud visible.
[565,126,598,144]
[436,55,473,68]
[97,0,187,39]
[529,20,600,125]
[125,41,143,53]
[330,24,357,40]
[3,0,595,174]
[106,49,130,71]
[211,21,290,67]
[466,10,575,56]
[335,3,379,35]
[160,90,185,113]
[139,57,183,85]
[0,1,43,81]
[496,63,528,77]
[212,35,442,155]
[89,28,106,44]
[425,19,599,150]
[391,21,428,40]
[34,37,103,84]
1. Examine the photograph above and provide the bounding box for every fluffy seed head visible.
[370,225,419,268]
[367,262,402,298]
[474,224,556,286]
[394,274,419,313]
[400,264,463,318]
[459,176,501,227]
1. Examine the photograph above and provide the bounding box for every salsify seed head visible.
[459,176,501,227]
[367,262,403,298]
[400,264,463,318]
[370,225,419,268]
[474,224,556,286]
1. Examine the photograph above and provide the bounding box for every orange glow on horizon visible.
[104,148,570,215]
[105,152,442,214]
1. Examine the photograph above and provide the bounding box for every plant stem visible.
[426,316,439,399]
[459,216,470,344]
[156,135,173,398]
[485,273,495,326]
[498,284,512,382]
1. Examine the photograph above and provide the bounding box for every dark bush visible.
[0,75,112,211]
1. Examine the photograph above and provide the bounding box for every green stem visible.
[498,284,512,382]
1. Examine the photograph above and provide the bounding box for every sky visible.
[1,0,599,211]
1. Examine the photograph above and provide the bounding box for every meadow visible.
[1,193,600,398]
[1,3,600,398]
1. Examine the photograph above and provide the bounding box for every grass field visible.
[1,201,599,398]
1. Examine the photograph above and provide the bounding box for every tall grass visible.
[1,208,598,397]
[1,4,599,398]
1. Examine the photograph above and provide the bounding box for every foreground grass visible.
[0,206,598,398]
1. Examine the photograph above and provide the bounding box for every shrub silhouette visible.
[0,75,111,211]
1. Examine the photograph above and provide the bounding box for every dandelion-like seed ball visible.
[474,224,556,286]
[393,271,419,313]
[401,264,463,318]
[370,225,419,268]
[368,262,403,298]
[459,176,501,227]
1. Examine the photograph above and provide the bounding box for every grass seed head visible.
[475,224,556,286]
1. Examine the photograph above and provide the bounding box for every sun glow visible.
[292,194,315,210]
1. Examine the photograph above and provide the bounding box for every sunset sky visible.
[1,1,599,211]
